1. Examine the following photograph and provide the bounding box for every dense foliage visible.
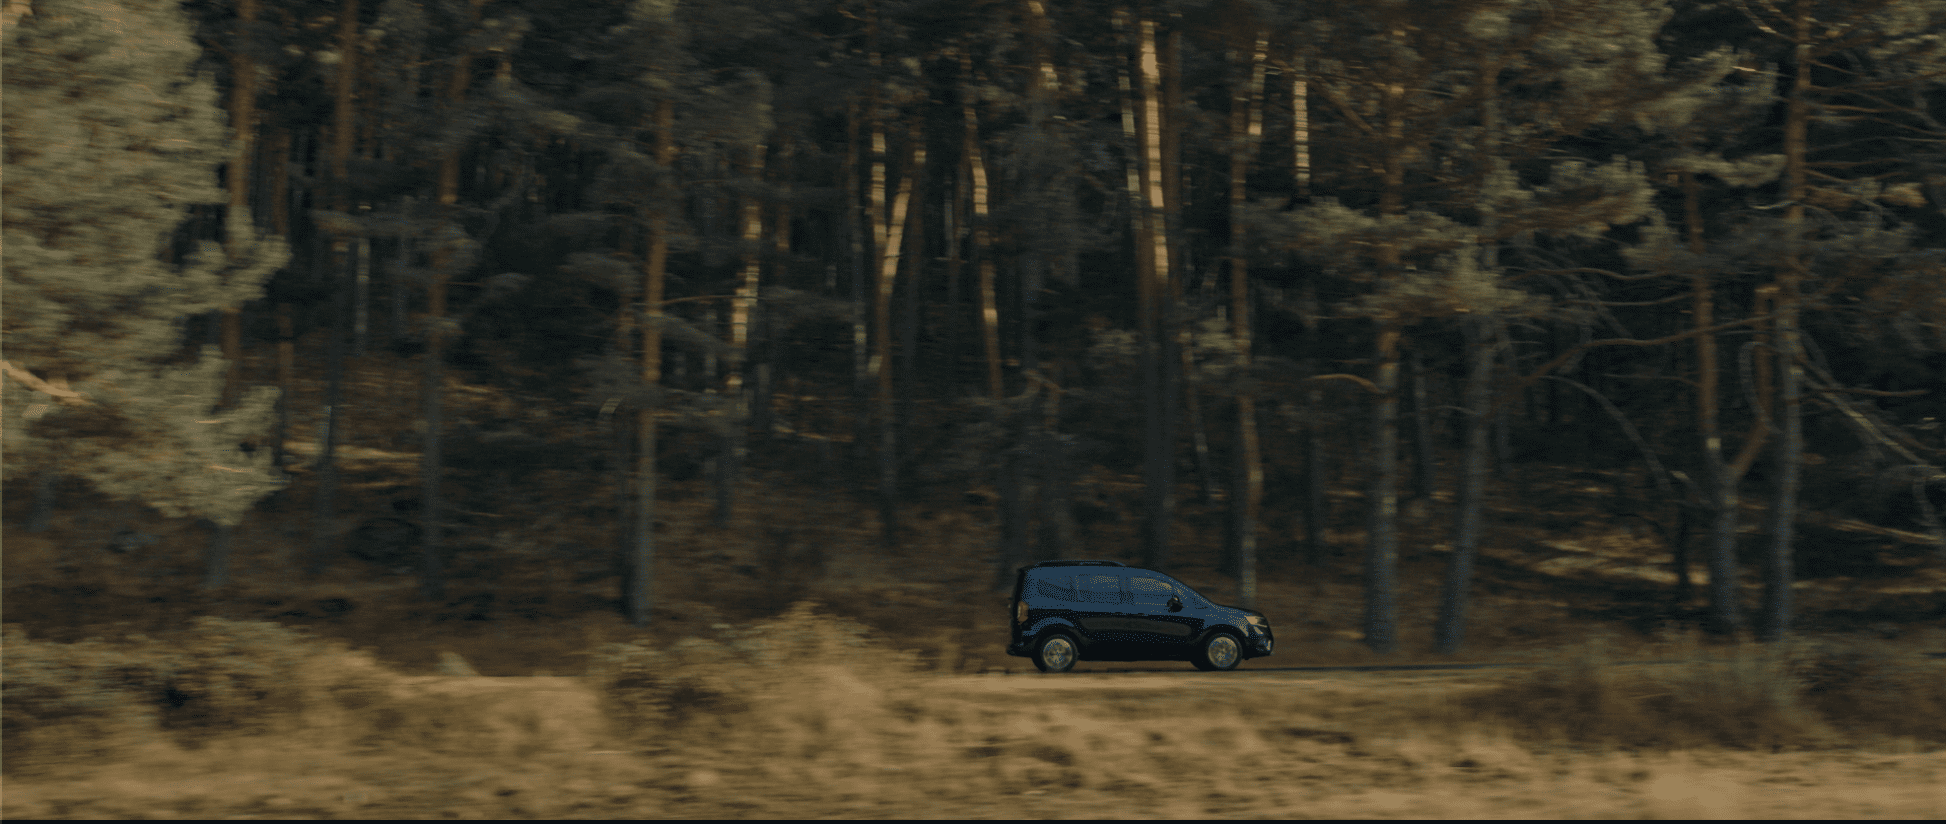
[4,0,1944,645]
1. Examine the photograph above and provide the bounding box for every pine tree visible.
[545,0,779,623]
[1611,0,1946,640]
[1249,0,1733,653]
[1718,0,1945,641]
[4,0,289,584]
[1620,52,1786,636]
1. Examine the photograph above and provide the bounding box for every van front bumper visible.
[1246,627,1274,657]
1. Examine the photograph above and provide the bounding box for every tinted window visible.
[1159,576,1210,608]
[1078,574,1125,604]
[1034,575,1079,601]
[1127,576,1175,606]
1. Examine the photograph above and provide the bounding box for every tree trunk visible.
[1143,341,1176,571]
[720,141,765,528]
[27,472,57,532]
[629,98,675,627]
[1760,19,1814,642]
[1672,500,1695,603]
[417,0,488,604]
[960,59,1002,401]
[754,138,790,442]
[1493,401,1512,474]
[1703,286,1773,634]
[1761,319,1801,641]
[273,304,294,475]
[1409,346,1436,508]
[1136,15,1177,571]
[898,135,924,449]
[306,253,348,575]
[352,237,370,356]
[1914,474,1946,565]
[1679,169,1712,607]
[304,2,359,581]
[268,126,291,240]
[1704,470,1743,634]
[218,0,259,413]
[1162,26,1184,305]
[325,0,357,254]
[201,521,233,591]
[1433,53,1506,652]
[1302,282,1326,573]
[610,394,633,582]
[420,266,449,602]
[610,229,638,580]
[1184,358,1217,505]
[849,105,873,471]
[1036,428,1077,563]
[898,217,921,425]
[873,120,921,550]
[1228,32,1268,608]
[1434,320,1495,653]
[265,130,293,495]
[1363,53,1407,655]
[944,110,966,391]
[994,443,1029,591]
[1365,322,1402,654]
[391,234,410,345]
[308,0,360,574]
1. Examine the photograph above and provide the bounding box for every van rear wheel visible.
[1192,633,1241,671]
[1033,634,1077,673]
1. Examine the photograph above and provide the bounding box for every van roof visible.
[1029,560,1127,568]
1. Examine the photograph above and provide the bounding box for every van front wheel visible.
[1192,633,1241,671]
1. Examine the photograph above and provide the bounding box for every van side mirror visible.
[1168,596,1182,612]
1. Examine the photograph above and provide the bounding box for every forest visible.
[5,0,1946,655]
[8,0,1946,816]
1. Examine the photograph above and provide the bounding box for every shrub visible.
[149,618,334,738]
[1463,635,1946,750]
[2,625,163,774]
[2,618,395,773]
[589,601,918,741]
[591,637,752,735]
[1786,638,1946,742]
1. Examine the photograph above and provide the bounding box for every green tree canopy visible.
[4,0,289,527]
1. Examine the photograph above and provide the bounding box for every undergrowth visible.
[2,618,394,775]
[1462,633,1946,749]
[6,609,1941,788]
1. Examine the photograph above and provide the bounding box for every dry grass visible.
[5,608,1944,819]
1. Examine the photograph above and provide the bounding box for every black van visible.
[1005,560,1274,672]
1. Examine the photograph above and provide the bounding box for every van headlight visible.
[1245,615,1268,631]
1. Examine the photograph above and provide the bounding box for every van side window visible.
[1078,574,1125,604]
[1127,576,1175,606]
[1035,575,1079,601]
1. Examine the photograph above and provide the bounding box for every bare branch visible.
[1305,373,1383,394]
[1505,316,1772,399]
[1510,266,1674,283]
[1,361,91,406]
[1730,0,1786,40]
[1541,375,1674,499]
